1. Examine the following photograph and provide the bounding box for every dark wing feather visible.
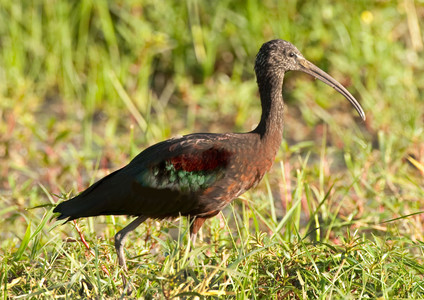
[54,133,233,220]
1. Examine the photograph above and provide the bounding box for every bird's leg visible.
[189,216,206,246]
[114,216,147,286]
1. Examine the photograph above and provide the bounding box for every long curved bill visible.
[298,58,366,121]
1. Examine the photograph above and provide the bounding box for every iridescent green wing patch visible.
[137,147,231,192]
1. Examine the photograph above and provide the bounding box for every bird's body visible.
[54,39,365,277]
[56,132,277,220]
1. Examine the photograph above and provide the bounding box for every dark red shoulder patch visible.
[170,147,231,172]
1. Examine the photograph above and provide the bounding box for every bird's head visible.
[255,39,303,76]
[255,39,366,120]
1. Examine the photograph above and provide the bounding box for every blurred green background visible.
[1,0,424,298]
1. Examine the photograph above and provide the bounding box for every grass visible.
[1,0,424,298]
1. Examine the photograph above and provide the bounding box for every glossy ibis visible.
[54,39,365,274]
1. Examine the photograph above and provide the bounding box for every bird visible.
[54,39,365,275]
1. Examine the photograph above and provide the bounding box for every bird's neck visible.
[253,76,285,145]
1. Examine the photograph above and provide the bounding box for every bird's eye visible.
[289,52,295,58]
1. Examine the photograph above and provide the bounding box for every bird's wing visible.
[131,134,232,193]
[121,134,233,217]
[54,134,233,220]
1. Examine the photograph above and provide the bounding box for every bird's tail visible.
[53,168,124,221]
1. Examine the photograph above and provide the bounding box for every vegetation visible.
[1,0,424,298]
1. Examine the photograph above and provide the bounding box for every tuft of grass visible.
[1,0,424,298]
